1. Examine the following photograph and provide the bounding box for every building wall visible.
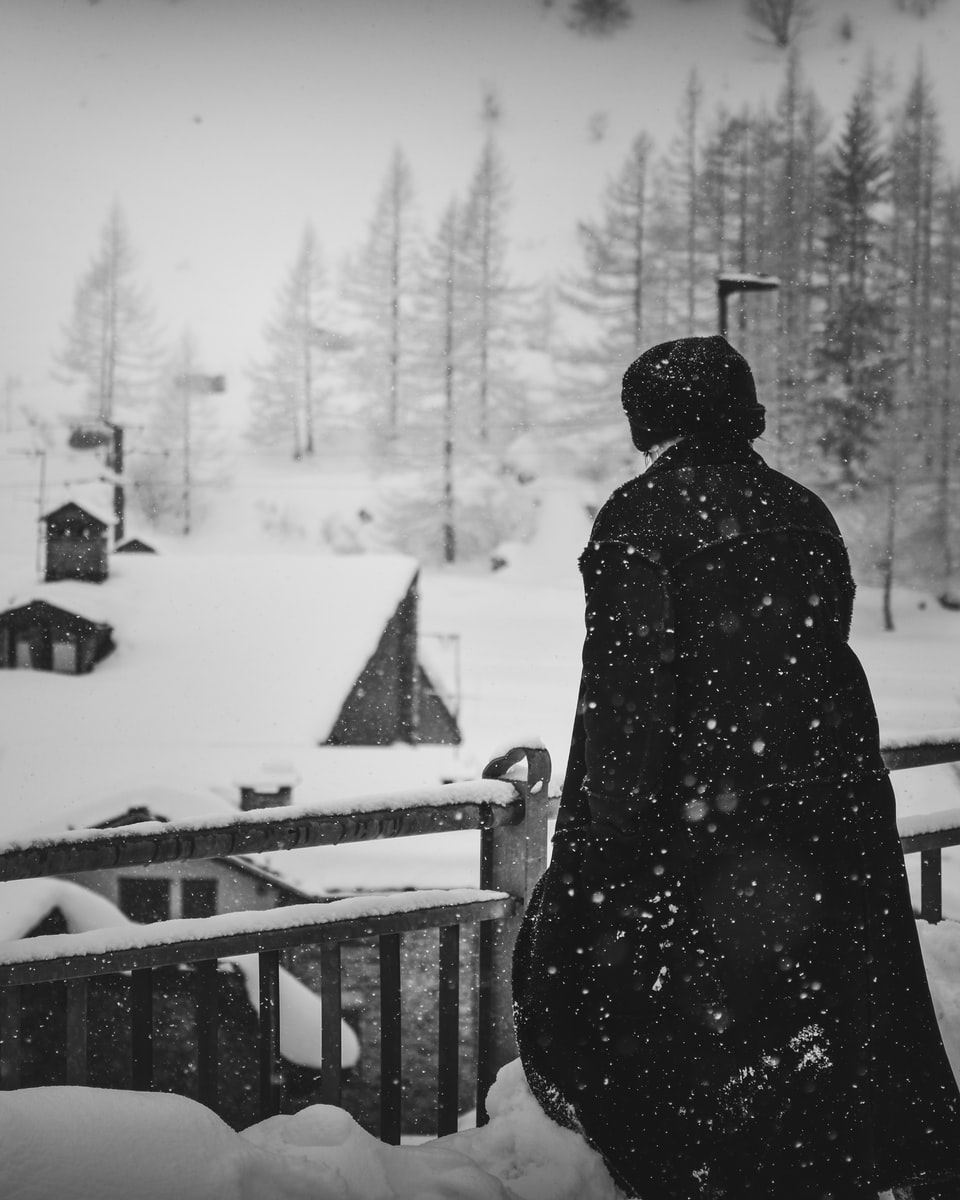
[45,536,108,583]
[65,858,293,922]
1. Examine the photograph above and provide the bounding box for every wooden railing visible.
[0,745,551,1140]
[0,733,958,1139]
[887,733,960,923]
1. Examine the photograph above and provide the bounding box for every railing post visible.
[0,986,21,1089]
[921,848,943,924]
[477,745,551,1122]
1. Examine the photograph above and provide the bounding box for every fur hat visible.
[621,335,764,451]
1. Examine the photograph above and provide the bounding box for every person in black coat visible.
[512,336,960,1200]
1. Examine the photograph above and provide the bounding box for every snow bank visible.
[0,1061,623,1200]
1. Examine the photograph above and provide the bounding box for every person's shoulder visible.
[756,460,842,536]
[589,472,668,543]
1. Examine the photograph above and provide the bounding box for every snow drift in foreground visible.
[0,1059,618,1200]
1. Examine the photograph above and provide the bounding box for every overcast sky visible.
[0,0,956,424]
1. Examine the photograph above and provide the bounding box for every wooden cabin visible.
[0,599,114,673]
[42,501,110,583]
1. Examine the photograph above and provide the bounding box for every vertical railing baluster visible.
[379,932,402,1144]
[319,942,342,1107]
[437,924,460,1136]
[65,978,88,1085]
[921,848,943,924]
[476,917,494,1124]
[196,959,220,1112]
[258,950,282,1118]
[0,985,22,1090]
[130,968,154,1091]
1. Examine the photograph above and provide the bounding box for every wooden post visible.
[921,848,943,924]
[0,986,21,1089]
[65,979,88,1085]
[477,745,552,1122]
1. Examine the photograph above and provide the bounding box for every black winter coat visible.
[513,437,960,1200]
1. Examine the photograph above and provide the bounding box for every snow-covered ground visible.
[0,1059,622,1200]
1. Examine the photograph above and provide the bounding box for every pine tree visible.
[767,52,831,474]
[667,72,706,333]
[459,135,523,444]
[701,105,750,275]
[560,133,655,385]
[247,225,336,460]
[410,200,470,562]
[815,71,897,485]
[889,59,943,448]
[743,0,816,48]
[54,203,159,423]
[345,148,420,451]
[932,179,960,598]
[565,0,632,36]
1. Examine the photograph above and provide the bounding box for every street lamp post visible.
[716,272,780,338]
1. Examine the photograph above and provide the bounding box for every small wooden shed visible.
[0,599,114,673]
[43,502,110,583]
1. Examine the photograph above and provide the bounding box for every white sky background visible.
[3,0,960,419]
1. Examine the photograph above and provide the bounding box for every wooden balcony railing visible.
[0,745,551,1139]
[0,734,958,1139]
[886,732,960,923]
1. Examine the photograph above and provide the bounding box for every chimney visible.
[236,765,299,812]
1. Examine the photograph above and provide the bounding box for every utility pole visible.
[35,449,47,579]
[106,421,125,543]
[442,208,457,565]
[181,370,192,536]
[173,366,226,538]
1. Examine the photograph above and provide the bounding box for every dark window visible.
[117,878,170,923]
[181,879,218,919]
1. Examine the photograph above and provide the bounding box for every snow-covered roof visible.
[1,550,416,745]
[41,499,114,529]
[0,550,468,855]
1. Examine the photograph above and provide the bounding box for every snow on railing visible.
[0,745,553,1142]
[0,779,522,884]
[883,731,960,924]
